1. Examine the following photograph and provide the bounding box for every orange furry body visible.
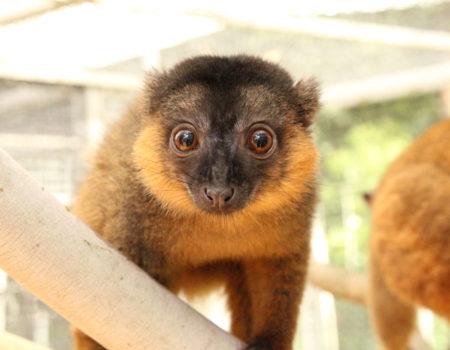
[71,55,320,350]
[72,103,317,350]
[368,119,450,350]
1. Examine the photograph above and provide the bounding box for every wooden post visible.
[0,148,245,350]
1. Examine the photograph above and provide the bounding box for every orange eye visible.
[174,129,198,152]
[249,129,273,154]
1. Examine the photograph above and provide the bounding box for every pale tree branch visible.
[0,148,244,350]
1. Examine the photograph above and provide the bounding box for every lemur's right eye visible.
[171,125,199,155]
[175,130,197,151]
[249,129,273,153]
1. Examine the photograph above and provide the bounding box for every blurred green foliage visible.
[335,300,376,350]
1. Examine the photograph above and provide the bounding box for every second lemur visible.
[72,55,320,350]
[368,120,450,350]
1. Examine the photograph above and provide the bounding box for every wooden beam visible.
[322,61,450,108]
[2,60,450,108]
[0,331,51,350]
[0,1,96,27]
[0,67,140,91]
[0,134,81,150]
[189,11,450,52]
[0,148,244,350]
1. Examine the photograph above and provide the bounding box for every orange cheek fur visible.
[133,122,197,216]
[133,119,318,227]
[248,129,318,215]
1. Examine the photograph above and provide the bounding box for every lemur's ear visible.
[363,192,373,205]
[144,70,166,114]
[293,78,320,128]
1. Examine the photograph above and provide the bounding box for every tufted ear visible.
[363,192,374,205]
[144,69,167,114]
[293,78,320,128]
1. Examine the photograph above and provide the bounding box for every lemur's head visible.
[134,55,319,217]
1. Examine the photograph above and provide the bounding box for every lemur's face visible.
[160,85,283,215]
[134,56,319,217]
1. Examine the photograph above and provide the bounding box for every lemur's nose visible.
[203,186,235,210]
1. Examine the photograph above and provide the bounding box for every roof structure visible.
[0,0,449,107]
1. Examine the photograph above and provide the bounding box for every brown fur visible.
[71,56,319,350]
[368,119,450,350]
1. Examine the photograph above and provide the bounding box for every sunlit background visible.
[0,0,449,349]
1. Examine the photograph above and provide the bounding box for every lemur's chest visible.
[156,213,305,266]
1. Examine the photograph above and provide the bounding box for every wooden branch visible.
[308,260,367,304]
[0,148,244,350]
[0,331,52,350]
[307,261,432,350]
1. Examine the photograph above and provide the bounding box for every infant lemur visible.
[72,55,319,350]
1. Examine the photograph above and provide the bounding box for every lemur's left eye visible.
[171,125,199,155]
[248,128,274,154]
